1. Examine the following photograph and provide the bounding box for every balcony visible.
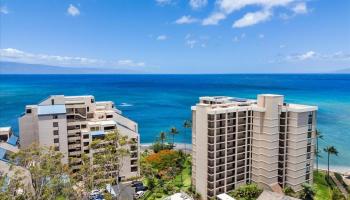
[208,114,215,121]
[227,119,235,126]
[208,160,214,167]
[208,122,215,128]
[216,150,225,158]
[238,125,246,132]
[237,139,246,147]
[227,134,235,141]
[227,141,235,148]
[217,128,226,135]
[208,168,214,174]
[216,144,226,150]
[227,127,236,133]
[216,114,226,120]
[208,152,214,159]
[216,136,225,143]
[227,164,235,170]
[227,156,235,163]
[208,129,215,136]
[216,159,225,166]
[227,112,236,118]
[208,137,214,144]
[216,121,226,128]
[208,175,214,182]
[208,144,214,152]
[238,118,246,124]
[238,112,246,118]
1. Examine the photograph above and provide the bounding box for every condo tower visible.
[191,94,317,199]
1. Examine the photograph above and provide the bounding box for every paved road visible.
[330,172,349,197]
[119,182,135,200]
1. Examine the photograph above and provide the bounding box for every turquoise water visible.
[0,74,349,168]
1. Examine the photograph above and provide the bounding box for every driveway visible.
[118,182,135,200]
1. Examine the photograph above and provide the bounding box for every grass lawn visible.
[313,171,336,200]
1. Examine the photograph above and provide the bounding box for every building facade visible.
[19,95,139,179]
[191,94,317,199]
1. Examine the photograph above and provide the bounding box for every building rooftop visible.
[7,135,18,146]
[217,193,236,200]
[38,105,66,116]
[90,130,106,137]
[0,127,11,132]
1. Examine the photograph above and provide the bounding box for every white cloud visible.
[186,40,198,48]
[189,0,208,9]
[233,10,271,28]
[156,0,172,5]
[202,12,226,25]
[175,15,198,24]
[203,0,308,28]
[0,48,145,67]
[292,2,307,14]
[232,33,246,42]
[67,4,80,16]
[117,60,145,67]
[0,6,9,14]
[279,44,286,48]
[282,51,350,62]
[258,34,265,39]
[185,34,207,48]
[156,35,168,41]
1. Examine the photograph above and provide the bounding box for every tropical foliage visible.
[229,183,263,200]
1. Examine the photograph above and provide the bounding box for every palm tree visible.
[169,127,179,148]
[323,146,339,180]
[315,130,323,172]
[183,120,192,153]
[299,183,315,200]
[159,131,166,150]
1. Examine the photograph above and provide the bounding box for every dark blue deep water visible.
[0,74,349,168]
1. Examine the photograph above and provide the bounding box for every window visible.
[53,130,59,135]
[83,134,89,139]
[81,124,87,129]
[91,99,95,103]
[26,109,32,114]
[53,115,58,119]
[51,99,55,105]
[87,107,90,112]
[55,146,60,151]
[84,142,89,146]
[106,115,113,119]
[53,122,59,127]
[54,138,59,143]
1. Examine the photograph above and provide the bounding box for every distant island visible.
[0,61,143,74]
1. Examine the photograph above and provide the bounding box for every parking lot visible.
[119,182,135,200]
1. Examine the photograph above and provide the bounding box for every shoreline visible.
[140,143,350,174]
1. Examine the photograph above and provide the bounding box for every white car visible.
[134,191,145,199]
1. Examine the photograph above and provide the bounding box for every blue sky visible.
[0,0,349,73]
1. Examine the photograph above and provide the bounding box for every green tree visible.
[331,188,346,200]
[4,144,74,200]
[169,127,179,147]
[299,183,315,200]
[315,130,323,172]
[159,131,167,150]
[183,120,192,152]
[91,130,129,180]
[229,183,263,200]
[323,146,339,180]
[283,186,296,197]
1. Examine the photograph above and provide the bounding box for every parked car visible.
[131,181,143,187]
[134,191,145,199]
[89,190,105,200]
[135,185,148,192]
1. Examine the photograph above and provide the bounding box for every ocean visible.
[0,74,349,169]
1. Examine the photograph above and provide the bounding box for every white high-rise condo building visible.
[191,94,317,199]
[19,95,139,179]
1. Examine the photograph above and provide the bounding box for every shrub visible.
[230,183,263,200]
